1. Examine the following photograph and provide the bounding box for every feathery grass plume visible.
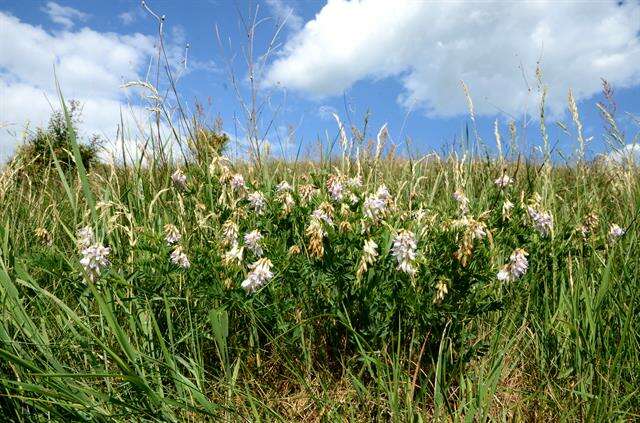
[170,245,190,269]
[241,257,273,294]
[391,229,418,276]
[244,230,264,256]
[497,248,529,282]
[164,223,181,245]
[80,243,110,281]
[568,88,586,162]
[35,227,53,247]
[608,223,625,241]
[356,238,378,280]
[171,168,187,190]
[247,191,267,214]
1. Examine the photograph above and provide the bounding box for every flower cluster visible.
[244,230,264,256]
[497,248,529,282]
[363,185,391,223]
[247,191,267,214]
[609,223,624,241]
[170,246,191,269]
[241,258,273,293]
[494,174,513,188]
[527,206,554,237]
[164,224,181,245]
[80,243,110,281]
[231,173,246,192]
[356,238,378,279]
[77,226,95,250]
[391,230,418,276]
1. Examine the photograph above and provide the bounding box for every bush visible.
[11,100,100,173]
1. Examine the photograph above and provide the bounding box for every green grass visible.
[0,109,639,421]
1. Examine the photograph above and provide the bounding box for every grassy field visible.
[0,101,639,422]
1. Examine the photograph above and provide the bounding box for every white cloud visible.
[0,11,163,162]
[607,144,640,165]
[42,1,89,30]
[265,0,640,118]
[119,11,136,26]
[266,0,303,31]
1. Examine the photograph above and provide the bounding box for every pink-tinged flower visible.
[170,246,190,269]
[247,191,267,214]
[80,244,110,281]
[497,248,528,282]
[230,173,246,191]
[244,230,264,256]
[527,206,553,237]
[164,224,181,245]
[609,223,624,241]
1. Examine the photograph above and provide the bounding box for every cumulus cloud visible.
[265,0,640,118]
[42,1,89,30]
[0,11,186,162]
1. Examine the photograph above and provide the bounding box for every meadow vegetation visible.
[0,89,638,422]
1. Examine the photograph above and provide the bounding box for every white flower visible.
[247,191,267,214]
[77,226,95,250]
[223,243,244,265]
[171,169,187,190]
[80,243,110,281]
[164,224,181,245]
[230,173,246,191]
[244,230,264,256]
[276,181,292,193]
[170,246,190,269]
[609,224,624,241]
[494,175,513,188]
[497,248,528,282]
[346,176,362,189]
[453,190,469,214]
[363,195,386,221]
[376,185,391,203]
[241,258,273,294]
[391,230,418,276]
[527,206,553,237]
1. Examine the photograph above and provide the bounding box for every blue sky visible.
[1,0,639,162]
